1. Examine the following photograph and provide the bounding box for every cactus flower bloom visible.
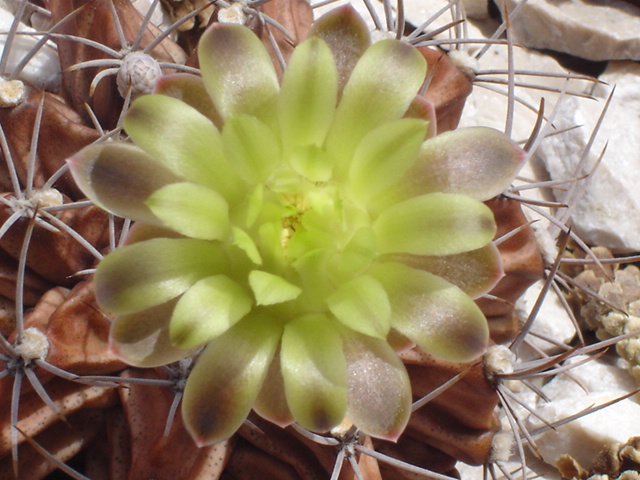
[68,7,524,446]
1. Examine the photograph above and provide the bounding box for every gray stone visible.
[498,0,640,61]
[537,61,640,252]
[0,7,60,90]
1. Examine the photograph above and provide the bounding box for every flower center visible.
[280,192,310,251]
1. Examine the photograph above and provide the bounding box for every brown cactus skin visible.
[0,296,16,338]
[369,347,501,480]
[0,87,102,198]
[50,0,188,130]
[111,368,234,480]
[419,47,474,134]
[479,196,545,343]
[0,380,117,479]
[44,280,125,375]
[0,246,51,309]
[0,203,113,286]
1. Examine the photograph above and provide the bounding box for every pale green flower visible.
[68,6,524,446]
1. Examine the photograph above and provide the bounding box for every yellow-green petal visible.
[109,298,193,368]
[170,275,253,349]
[145,182,230,241]
[325,39,426,175]
[198,23,279,122]
[279,36,337,151]
[373,193,496,256]
[348,118,427,205]
[153,73,223,128]
[326,275,391,339]
[231,227,262,265]
[342,330,411,441]
[222,114,280,184]
[281,314,347,432]
[123,94,244,204]
[249,270,302,306]
[372,262,489,362]
[182,312,281,446]
[96,238,227,315]
[287,145,333,183]
[308,4,371,94]
[68,142,179,225]
[395,127,526,202]
[254,347,294,428]
[388,243,504,299]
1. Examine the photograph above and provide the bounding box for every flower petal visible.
[249,270,302,305]
[170,275,253,349]
[387,242,504,299]
[145,182,230,240]
[308,4,371,95]
[121,222,183,245]
[291,248,334,307]
[288,145,333,183]
[325,39,426,174]
[182,312,281,446]
[348,118,427,204]
[68,142,179,225]
[96,238,227,315]
[405,95,437,139]
[153,73,223,128]
[231,227,262,265]
[279,36,337,150]
[401,127,526,201]
[254,347,294,428]
[281,314,347,432]
[199,23,279,122]
[342,330,411,441]
[123,94,244,204]
[109,298,192,367]
[373,193,496,256]
[222,114,280,184]
[326,275,391,339]
[372,262,489,362]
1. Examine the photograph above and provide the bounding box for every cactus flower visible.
[68,6,524,446]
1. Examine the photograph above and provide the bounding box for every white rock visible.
[529,393,640,470]
[402,0,488,46]
[514,280,577,354]
[0,0,15,14]
[520,354,640,470]
[132,0,173,32]
[458,455,561,480]
[501,378,541,425]
[0,7,60,90]
[540,355,638,401]
[497,0,640,62]
[536,61,640,252]
[459,43,594,141]
[462,0,489,19]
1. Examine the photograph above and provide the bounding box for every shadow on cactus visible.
[68,5,525,447]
